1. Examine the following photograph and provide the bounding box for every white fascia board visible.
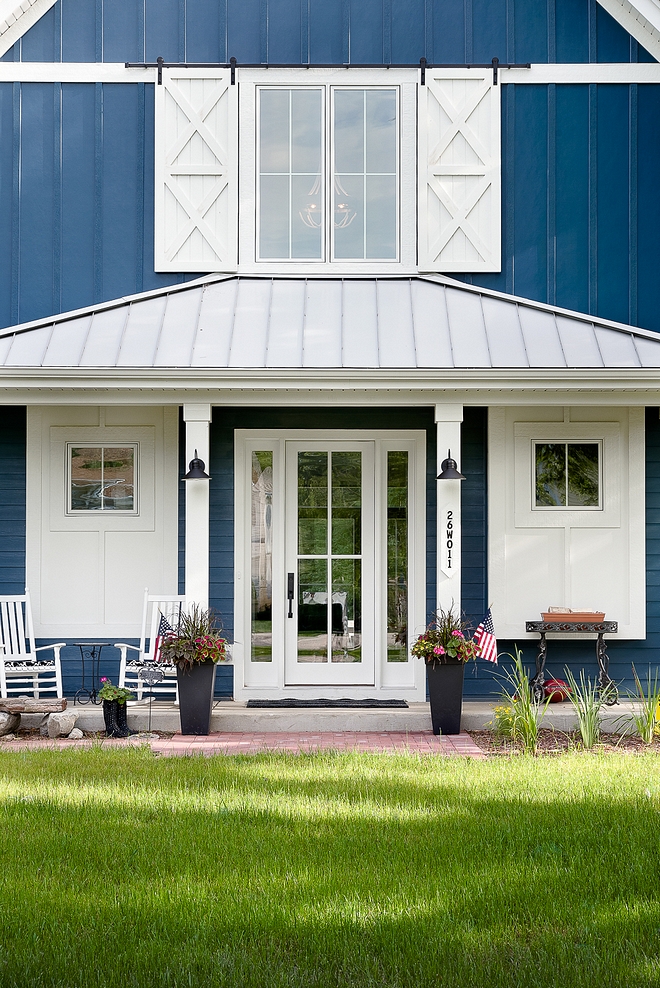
[0,0,57,58]
[500,62,660,82]
[1,367,660,397]
[0,62,155,82]
[596,0,660,61]
[3,62,659,86]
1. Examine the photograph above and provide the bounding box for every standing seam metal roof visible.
[0,275,659,370]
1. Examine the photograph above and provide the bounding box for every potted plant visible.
[411,607,478,735]
[98,678,134,738]
[155,605,230,735]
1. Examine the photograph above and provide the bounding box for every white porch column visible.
[435,404,464,616]
[183,403,212,609]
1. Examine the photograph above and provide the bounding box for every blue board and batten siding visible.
[1,1,660,332]
[1,0,655,65]
[0,408,25,596]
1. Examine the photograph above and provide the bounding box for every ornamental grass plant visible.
[1,748,660,988]
[492,646,549,754]
[628,664,660,743]
[564,667,606,749]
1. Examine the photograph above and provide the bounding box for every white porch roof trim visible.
[1,275,660,374]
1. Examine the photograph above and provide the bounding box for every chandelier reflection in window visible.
[299,175,357,229]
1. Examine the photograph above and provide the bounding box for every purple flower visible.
[451,630,464,638]
[434,646,445,655]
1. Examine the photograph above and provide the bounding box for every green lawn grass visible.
[1,747,660,987]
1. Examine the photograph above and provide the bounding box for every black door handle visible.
[287,572,294,618]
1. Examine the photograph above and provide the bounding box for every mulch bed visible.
[469,728,660,755]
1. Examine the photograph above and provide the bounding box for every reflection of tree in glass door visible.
[297,451,362,664]
[251,451,273,663]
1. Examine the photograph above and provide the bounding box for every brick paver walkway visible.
[151,731,486,757]
[0,731,486,757]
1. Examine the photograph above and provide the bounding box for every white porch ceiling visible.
[1,275,660,373]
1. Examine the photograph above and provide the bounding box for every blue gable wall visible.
[2,0,655,65]
[0,1,659,331]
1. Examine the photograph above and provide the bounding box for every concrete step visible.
[18,698,643,734]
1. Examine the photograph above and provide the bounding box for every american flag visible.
[153,611,174,662]
[474,608,497,664]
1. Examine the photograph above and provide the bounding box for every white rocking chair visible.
[116,590,184,702]
[0,590,64,699]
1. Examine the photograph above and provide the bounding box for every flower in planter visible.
[97,678,134,704]
[155,605,230,672]
[411,607,478,666]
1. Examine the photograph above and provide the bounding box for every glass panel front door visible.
[285,442,375,685]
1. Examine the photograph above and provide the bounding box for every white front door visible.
[235,429,427,699]
[284,441,375,685]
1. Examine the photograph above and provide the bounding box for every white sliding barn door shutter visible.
[418,71,501,273]
[155,69,238,272]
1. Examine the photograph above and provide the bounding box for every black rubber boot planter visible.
[102,699,119,737]
[115,700,136,737]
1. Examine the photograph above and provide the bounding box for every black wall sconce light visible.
[437,449,465,481]
[183,449,211,480]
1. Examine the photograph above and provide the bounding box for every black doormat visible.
[246,699,409,708]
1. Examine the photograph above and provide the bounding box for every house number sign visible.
[440,506,459,579]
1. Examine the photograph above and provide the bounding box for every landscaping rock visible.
[0,712,20,736]
[67,728,84,740]
[47,711,78,738]
[1,733,15,741]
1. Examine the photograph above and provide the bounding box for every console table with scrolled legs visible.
[524,621,619,705]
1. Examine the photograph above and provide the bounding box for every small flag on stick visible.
[474,608,497,664]
[153,611,174,662]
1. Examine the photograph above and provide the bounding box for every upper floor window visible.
[257,87,398,262]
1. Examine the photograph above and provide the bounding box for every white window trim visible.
[239,68,418,275]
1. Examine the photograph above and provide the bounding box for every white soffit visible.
[1,275,660,372]
[597,0,660,61]
[0,0,58,58]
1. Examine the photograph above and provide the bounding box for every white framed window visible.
[256,85,399,262]
[67,444,138,514]
[533,441,601,509]
[240,68,417,273]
